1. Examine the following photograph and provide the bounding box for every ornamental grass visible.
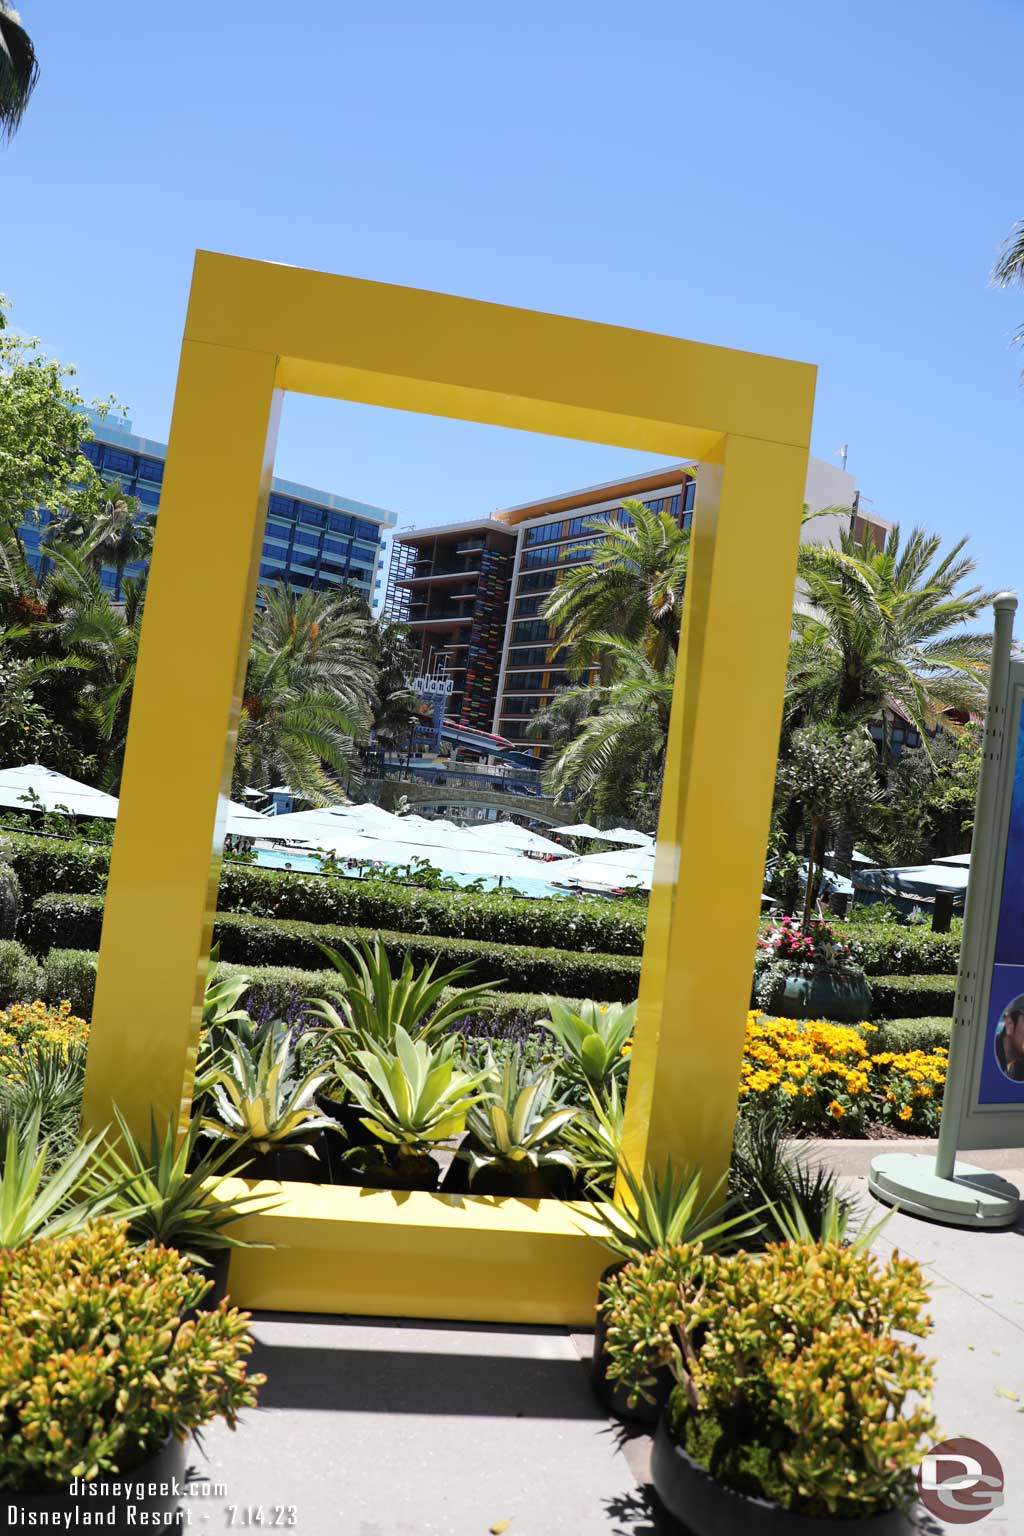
[740,1011,946,1134]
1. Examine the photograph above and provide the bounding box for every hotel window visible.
[684,479,696,511]
[137,458,164,483]
[353,518,378,541]
[514,596,542,617]
[669,494,681,518]
[517,570,557,595]
[511,619,551,643]
[524,520,563,546]
[269,494,293,516]
[137,485,160,508]
[293,528,320,550]
[328,512,353,535]
[101,448,136,475]
[299,505,325,527]
[520,547,560,571]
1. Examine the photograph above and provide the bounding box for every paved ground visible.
[187,1150,1024,1536]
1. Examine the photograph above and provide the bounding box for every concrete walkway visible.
[186,1152,1024,1535]
[188,1316,658,1536]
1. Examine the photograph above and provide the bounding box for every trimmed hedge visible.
[5,831,647,955]
[870,1016,952,1054]
[868,974,956,1020]
[835,922,962,978]
[39,946,584,1042]
[24,893,641,1003]
[0,939,41,1006]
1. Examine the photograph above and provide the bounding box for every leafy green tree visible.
[875,728,982,865]
[0,298,121,532]
[0,5,37,142]
[541,497,691,677]
[789,523,992,743]
[777,724,879,931]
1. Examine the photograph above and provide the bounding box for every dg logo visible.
[918,1438,1005,1523]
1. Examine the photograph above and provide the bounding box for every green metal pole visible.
[935,592,1018,1180]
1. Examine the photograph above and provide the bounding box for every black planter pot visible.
[650,1418,915,1535]
[439,1138,576,1199]
[187,1248,230,1313]
[591,1262,672,1426]
[228,1136,325,1183]
[316,1089,370,1144]
[4,1434,187,1533]
[333,1150,442,1192]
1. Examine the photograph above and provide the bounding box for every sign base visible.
[869,1152,1020,1229]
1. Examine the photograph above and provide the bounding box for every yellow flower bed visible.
[0,999,89,1078]
[740,1012,945,1135]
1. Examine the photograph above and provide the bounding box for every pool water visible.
[251,845,564,899]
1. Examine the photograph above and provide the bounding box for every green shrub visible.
[0,940,40,1005]
[869,973,956,1019]
[0,1221,263,1489]
[6,829,648,954]
[40,948,99,1017]
[24,894,641,1002]
[4,832,110,906]
[0,861,21,939]
[871,1016,952,1053]
[834,921,961,977]
[601,1241,935,1520]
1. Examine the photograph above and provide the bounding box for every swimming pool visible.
[252,845,565,898]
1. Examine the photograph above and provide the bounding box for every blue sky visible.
[4,0,1022,597]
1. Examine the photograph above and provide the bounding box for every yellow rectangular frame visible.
[82,251,815,1323]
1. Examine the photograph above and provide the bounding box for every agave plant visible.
[93,1108,277,1261]
[0,1109,120,1248]
[335,1026,488,1180]
[462,1049,578,1192]
[581,1158,759,1261]
[202,1021,335,1157]
[541,997,636,1091]
[309,937,495,1053]
[561,1079,625,1198]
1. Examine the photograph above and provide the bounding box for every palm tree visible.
[369,618,419,750]
[541,497,691,677]
[788,523,993,744]
[0,5,38,142]
[233,584,375,803]
[542,637,674,829]
[43,479,155,597]
[994,217,1024,353]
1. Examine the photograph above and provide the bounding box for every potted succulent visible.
[201,1020,337,1181]
[585,1160,757,1426]
[309,937,495,1135]
[447,1047,578,1198]
[93,1109,278,1309]
[755,914,871,1023]
[0,1221,263,1523]
[333,1026,489,1190]
[540,997,636,1093]
[601,1233,934,1533]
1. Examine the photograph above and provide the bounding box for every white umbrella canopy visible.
[550,846,654,890]
[602,826,654,847]
[465,821,572,858]
[557,822,651,846]
[0,764,120,819]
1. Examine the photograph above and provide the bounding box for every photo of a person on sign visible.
[995,997,1024,1082]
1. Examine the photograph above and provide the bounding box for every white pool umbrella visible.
[465,821,572,857]
[0,764,120,819]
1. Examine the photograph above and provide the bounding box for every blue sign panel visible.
[980,710,1024,1104]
